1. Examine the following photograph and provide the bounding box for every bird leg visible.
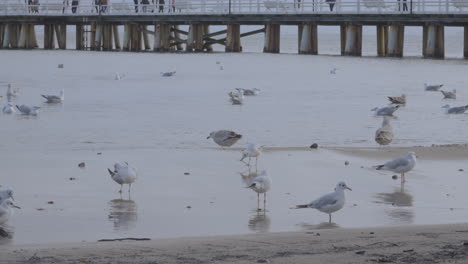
[257,193,260,210]
[264,193,266,210]
[401,173,405,184]
[128,184,132,193]
[119,185,123,193]
[329,214,332,223]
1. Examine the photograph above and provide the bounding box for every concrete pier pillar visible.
[263,24,280,53]
[130,25,143,52]
[2,24,10,48]
[226,24,241,52]
[142,26,151,50]
[204,25,213,52]
[464,26,468,59]
[44,24,56,49]
[113,25,121,50]
[7,24,20,49]
[0,24,4,48]
[76,24,85,50]
[54,24,67,49]
[341,24,362,56]
[298,24,318,55]
[386,25,404,57]
[154,24,171,52]
[123,25,130,51]
[94,24,103,51]
[423,24,444,58]
[376,25,388,57]
[102,24,113,51]
[173,25,183,51]
[18,24,37,49]
[186,24,204,52]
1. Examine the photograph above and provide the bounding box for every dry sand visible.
[2,223,468,264]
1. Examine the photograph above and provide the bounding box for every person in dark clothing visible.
[141,0,149,12]
[326,0,335,11]
[94,0,101,13]
[100,0,108,13]
[398,0,408,11]
[71,0,79,13]
[158,0,165,12]
[134,0,139,13]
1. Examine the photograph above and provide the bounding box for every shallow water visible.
[0,40,468,245]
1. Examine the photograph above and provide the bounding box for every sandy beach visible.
[1,222,468,263]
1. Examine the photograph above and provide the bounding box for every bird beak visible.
[346,186,352,191]
[206,136,210,139]
[108,168,115,177]
[13,205,21,209]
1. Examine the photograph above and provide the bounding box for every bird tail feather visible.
[375,165,385,170]
[295,204,309,209]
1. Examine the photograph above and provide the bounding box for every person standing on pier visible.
[158,0,165,12]
[326,0,335,11]
[62,0,69,13]
[71,0,79,13]
[134,0,139,12]
[142,0,149,12]
[398,0,408,11]
[101,0,108,13]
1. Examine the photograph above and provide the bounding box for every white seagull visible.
[442,104,468,114]
[6,84,19,101]
[108,162,138,193]
[375,116,394,146]
[41,90,64,103]
[161,71,176,77]
[240,144,262,166]
[229,88,244,105]
[207,130,242,147]
[16,105,40,116]
[0,188,14,204]
[2,103,15,114]
[371,105,400,116]
[424,83,443,91]
[242,88,261,96]
[247,170,272,210]
[0,199,20,226]
[375,152,417,184]
[440,90,456,99]
[115,72,125,80]
[295,181,352,223]
[388,94,406,105]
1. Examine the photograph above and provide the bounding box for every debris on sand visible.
[310,143,318,149]
[78,162,86,168]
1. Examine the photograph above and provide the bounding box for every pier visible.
[1,0,468,58]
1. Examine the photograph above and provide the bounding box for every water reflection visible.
[375,186,414,224]
[248,211,271,233]
[298,222,340,230]
[108,199,138,231]
[0,225,14,245]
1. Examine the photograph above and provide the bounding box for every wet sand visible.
[2,222,468,263]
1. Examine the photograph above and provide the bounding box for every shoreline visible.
[2,223,468,263]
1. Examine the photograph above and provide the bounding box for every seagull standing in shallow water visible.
[161,71,176,77]
[207,130,242,147]
[0,199,20,226]
[424,83,443,91]
[41,90,64,103]
[295,181,352,223]
[247,170,272,210]
[16,105,40,116]
[2,103,15,114]
[240,144,262,166]
[441,89,456,99]
[371,105,400,116]
[388,94,406,105]
[375,116,394,146]
[375,152,417,184]
[108,162,138,193]
[442,104,468,114]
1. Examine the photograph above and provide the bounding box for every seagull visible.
[424,83,443,91]
[0,188,14,204]
[247,170,272,210]
[295,181,352,223]
[371,105,400,116]
[375,116,393,146]
[229,88,244,105]
[375,152,417,184]
[442,104,468,114]
[330,68,337,74]
[115,72,125,80]
[41,90,64,103]
[441,89,456,99]
[207,130,242,147]
[161,71,176,77]
[242,88,261,96]
[16,105,40,116]
[108,162,137,193]
[388,94,406,105]
[240,144,262,166]
[2,103,15,114]
[0,199,20,226]
[6,84,19,101]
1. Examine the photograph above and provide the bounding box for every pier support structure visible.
[298,24,318,54]
[423,24,444,58]
[226,24,241,52]
[76,24,85,50]
[18,24,38,49]
[264,24,280,53]
[464,26,468,59]
[154,23,171,52]
[341,24,362,56]
[186,24,205,52]
[377,25,404,57]
[123,24,143,52]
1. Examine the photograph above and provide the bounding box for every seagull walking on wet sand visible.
[0,188,14,204]
[388,94,406,105]
[42,90,64,103]
[16,105,40,116]
[375,116,394,146]
[229,88,244,105]
[2,103,15,114]
[424,83,443,91]
[371,105,400,116]
[0,199,20,226]
[295,181,352,223]
[441,89,456,99]
[442,104,468,114]
[207,130,242,147]
[247,170,272,210]
[115,72,125,80]
[375,152,417,184]
[240,144,262,166]
[108,162,138,193]
[161,71,176,77]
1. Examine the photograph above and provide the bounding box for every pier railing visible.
[1,0,468,15]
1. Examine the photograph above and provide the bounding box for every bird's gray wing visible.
[384,157,409,170]
[310,192,338,209]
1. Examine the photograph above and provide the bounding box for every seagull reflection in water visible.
[108,198,138,231]
[375,186,414,224]
[298,221,340,231]
[248,211,271,233]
